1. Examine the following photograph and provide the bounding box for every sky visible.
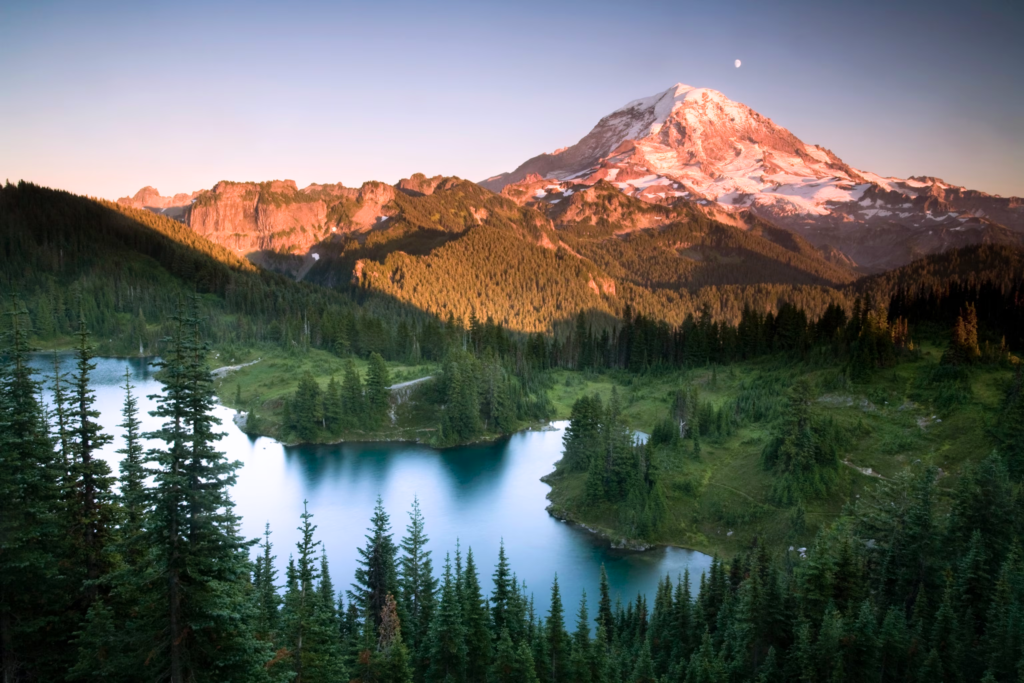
[2,0,1022,200]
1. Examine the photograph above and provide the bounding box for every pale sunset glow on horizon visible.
[1,0,1022,200]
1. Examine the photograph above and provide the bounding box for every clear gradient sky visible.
[2,0,1022,200]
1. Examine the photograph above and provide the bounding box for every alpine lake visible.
[32,354,712,617]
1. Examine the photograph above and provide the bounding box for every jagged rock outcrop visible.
[117,186,200,220]
[119,178,404,257]
[397,173,446,196]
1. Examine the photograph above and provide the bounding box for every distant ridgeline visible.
[2,182,1023,367]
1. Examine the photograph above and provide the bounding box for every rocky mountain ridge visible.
[117,176,448,256]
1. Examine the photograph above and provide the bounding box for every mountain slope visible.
[482,83,1024,271]
[118,173,858,332]
[0,181,409,355]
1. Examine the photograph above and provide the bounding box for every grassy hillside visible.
[211,347,440,443]
[543,343,1017,557]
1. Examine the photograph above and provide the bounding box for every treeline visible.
[280,343,554,445]
[282,354,393,442]
[6,305,1024,681]
[540,297,914,378]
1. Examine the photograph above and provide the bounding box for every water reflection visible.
[29,354,712,618]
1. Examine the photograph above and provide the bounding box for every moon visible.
[735,59,742,68]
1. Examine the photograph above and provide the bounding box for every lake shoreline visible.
[236,411,561,450]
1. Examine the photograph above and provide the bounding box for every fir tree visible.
[50,351,71,468]
[117,368,146,562]
[630,639,656,683]
[288,372,323,442]
[69,319,115,597]
[253,524,282,642]
[568,591,592,683]
[0,304,65,681]
[545,575,569,683]
[462,547,493,680]
[491,628,520,683]
[323,375,342,434]
[303,553,346,683]
[282,501,321,682]
[597,565,614,642]
[365,352,392,429]
[398,497,437,678]
[351,496,400,632]
[341,359,365,430]
[492,540,514,639]
[134,299,272,682]
[425,554,467,683]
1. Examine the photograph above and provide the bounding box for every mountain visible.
[116,168,863,332]
[481,83,1024,271]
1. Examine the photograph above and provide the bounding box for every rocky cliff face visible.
[186,180,339,254]
[482,83,1024,271]
[119,177,407,258]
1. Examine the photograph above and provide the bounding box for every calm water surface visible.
[31,354,712,616]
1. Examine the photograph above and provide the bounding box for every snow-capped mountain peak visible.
[481,83,1023,271]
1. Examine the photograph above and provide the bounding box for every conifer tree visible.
[672,570,693,662]
[399,497,437,678]
[631,639,656,683]
[117,368,146,561]
[516,640,542,683]
[253,524,281,642]
[289,372,323,442]
[492,540,514,638]
[942,303,981,366]
[877,606,909,683]
[760,378,841,505]
[0,304,65,681]
[351,496,400,632]
[491,628,520,683]
[545,575,568,683]
[846,599,879,682]
[440,352,482,444]
[133,299,272,682]
[365,352,392,429]
[568,591,592,683]
[462,547,493,680]
[589,624,611,683]
[71,373,144,682]
[50,351,71,468]
[69,320,115,596]
[597,565,614,642]
[371,593,412,683]
[323,375,342,434]
[282,501,321,682]
[756,646,781,683]
[341,359,365,429]
[425,554,467,683]
[304,553,346,683]
[683,629,724,683]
